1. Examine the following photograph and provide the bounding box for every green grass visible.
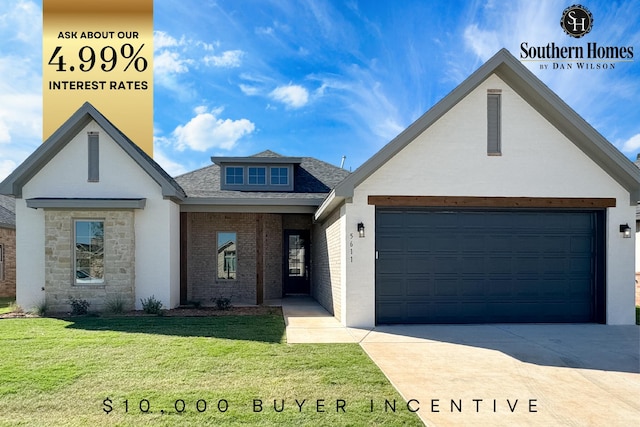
[0,297,16,315]
[0,315,421,426]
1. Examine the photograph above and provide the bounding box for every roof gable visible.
[0,102,185,201]
[332,48,640,204]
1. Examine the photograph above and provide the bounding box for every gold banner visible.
[43,0,153,155]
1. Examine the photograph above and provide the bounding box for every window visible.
[75,220,104,284]
[487,90,501,155]
[225,167,244,185]
[88,132,99,182]
[0,244,4,281]
[217,232,237,280]
[271,167,289,185]
[248,167,266,185]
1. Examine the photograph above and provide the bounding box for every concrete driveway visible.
[361,324,640,426]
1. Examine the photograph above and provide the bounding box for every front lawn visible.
[0,314,421,426]
[0,297,15,315]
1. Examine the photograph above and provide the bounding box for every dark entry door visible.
[284,230,310,294]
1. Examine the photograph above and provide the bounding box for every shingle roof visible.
[175,151,350,200]
[0,195,15,228]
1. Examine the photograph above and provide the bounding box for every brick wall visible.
[44,210,135,312]
[186,212,315,305]
[263,214,283,301]
[187,212,288,305]
[312,208,342,321]
[0,227,16,297]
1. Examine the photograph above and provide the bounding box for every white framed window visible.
[225,167,244,185]
[74,220,104,284]
[248,167,266,185]
[217,232,237,280]
[270,167,289,185]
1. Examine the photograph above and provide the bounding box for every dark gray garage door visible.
[375,209,605,324]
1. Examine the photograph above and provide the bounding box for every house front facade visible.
[2,49,638,324]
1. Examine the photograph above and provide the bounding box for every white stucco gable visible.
[314,49,640,328]
[0,102,184,312]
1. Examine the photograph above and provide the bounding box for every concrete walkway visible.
[280,297,640,426]
[280,296,371,343]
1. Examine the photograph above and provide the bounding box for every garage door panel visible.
[376,277,405,297]
[376,253,405,274]
[570,236,593,253]
[486,257,513,274]
[376,209,603,324]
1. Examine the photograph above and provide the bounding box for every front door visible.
[283,230,310,294]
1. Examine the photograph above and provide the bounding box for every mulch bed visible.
[0,306,282,319]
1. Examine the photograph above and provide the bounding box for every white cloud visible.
[204,50,244,67]
[0,0,40,45]
[173,107,255,152]
[0,1,42,177]
[310,66,405,143]
[239,84,260,96]
[463,24,500,61]
[0,159,17,181]
[255,26,274,36]
[154,30,181,50]
[270,84,309,109]
[152,144,188,176]
[621,134,640,154]
[155,50,190,75]
[0,120,10,143]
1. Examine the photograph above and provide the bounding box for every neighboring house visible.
[1,48,638,324]
[0,195,16,297]
[635,155,640,306]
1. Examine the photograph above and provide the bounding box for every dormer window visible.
[248,167,266,185]
[213,154,300,192]
[270,167,289,185]
[226,167,244,185]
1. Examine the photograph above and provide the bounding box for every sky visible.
[1,0,640,180]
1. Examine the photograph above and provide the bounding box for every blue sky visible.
[1,0,640,179]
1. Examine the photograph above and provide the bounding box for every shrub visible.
[636,306,639,325]
[8,301,23,314]
[214,297,232,311]
[105,294,127,314]
[140,295,163,315]
[32,299,48,316]
[68,297,90,315]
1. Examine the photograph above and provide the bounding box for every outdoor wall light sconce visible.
[357,222,365,238]
[620,223,631,238]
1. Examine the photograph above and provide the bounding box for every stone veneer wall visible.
[45,210,135,312]
[312,208,342,321]
[0,227,16,297]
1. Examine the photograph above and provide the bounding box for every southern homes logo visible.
[520,4,633,70]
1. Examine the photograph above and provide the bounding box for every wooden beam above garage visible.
[368,196,616,208]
